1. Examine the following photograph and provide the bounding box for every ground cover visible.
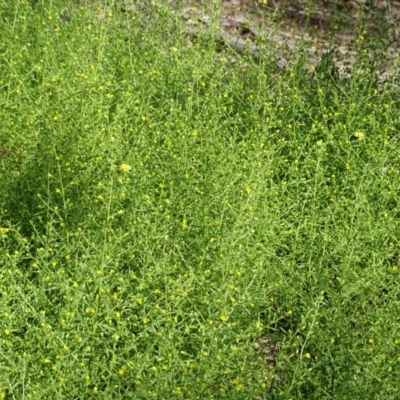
[1,1,400,398]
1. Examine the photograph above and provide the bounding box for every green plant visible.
[0,1,400,398]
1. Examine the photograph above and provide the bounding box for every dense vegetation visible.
[1,1,400,398]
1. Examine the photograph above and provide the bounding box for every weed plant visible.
[1,0,400,398]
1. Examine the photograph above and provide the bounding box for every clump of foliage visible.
[0,1,400,398]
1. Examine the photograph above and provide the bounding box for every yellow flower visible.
[173,387,181,395]
[354,131,365,140]
[0,228,10,236]
[119,163,132,173]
